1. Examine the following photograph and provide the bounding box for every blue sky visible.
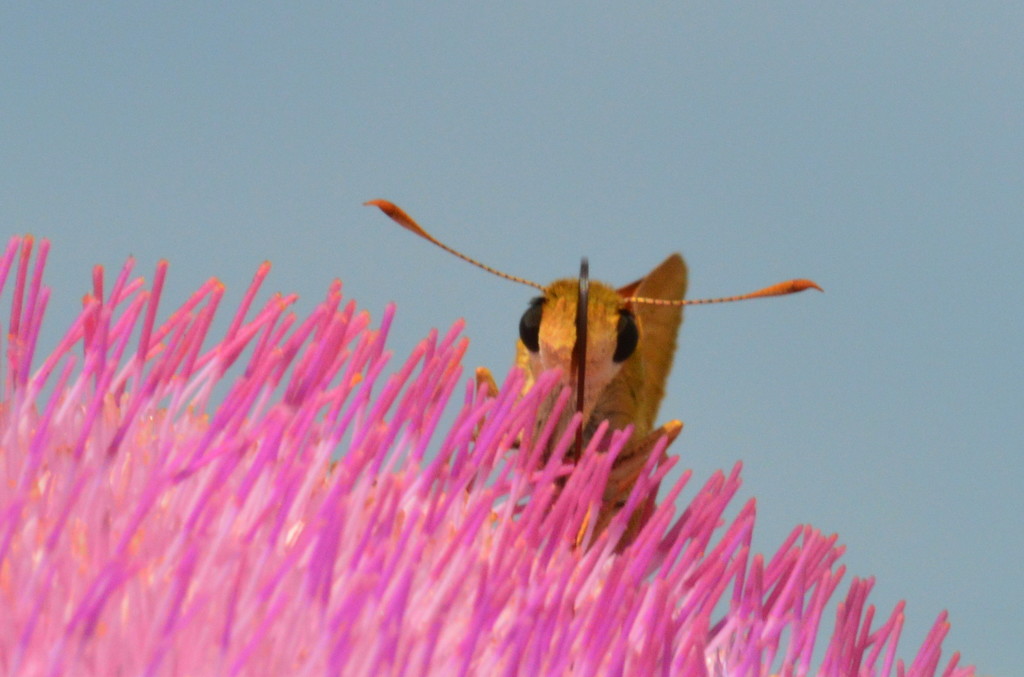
[2,4,1020,672]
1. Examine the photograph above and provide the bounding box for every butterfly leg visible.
[577,419,683,550]
[475,366,500,398]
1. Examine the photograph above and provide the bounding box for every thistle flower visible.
[0,236,973,676]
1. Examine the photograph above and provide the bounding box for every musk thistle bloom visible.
[0,236,973,676]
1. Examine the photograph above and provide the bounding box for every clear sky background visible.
[2,5,1020,673]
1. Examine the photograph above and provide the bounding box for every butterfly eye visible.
[613,309,638,363]
[519,297,544,353]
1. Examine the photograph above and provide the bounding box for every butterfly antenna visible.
[365,200,546,292]
[628,278,823,306]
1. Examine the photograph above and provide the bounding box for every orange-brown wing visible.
[620,253,687,430]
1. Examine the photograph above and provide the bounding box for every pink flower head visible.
[0,236,973,676]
